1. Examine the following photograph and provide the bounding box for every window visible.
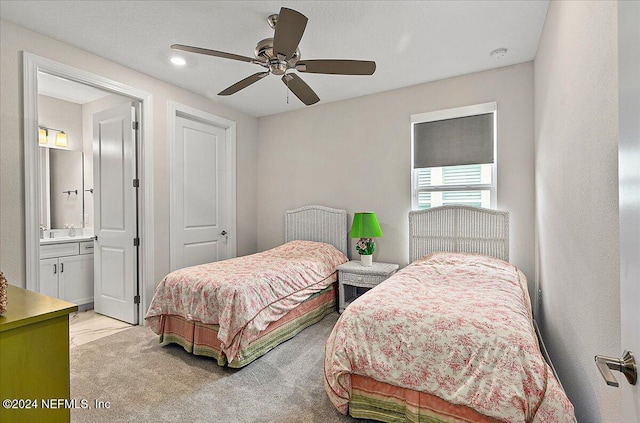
[411,103,496,210]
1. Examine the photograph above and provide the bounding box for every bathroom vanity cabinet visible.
[39,240,94,306]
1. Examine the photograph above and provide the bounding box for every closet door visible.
[170,116,229,270]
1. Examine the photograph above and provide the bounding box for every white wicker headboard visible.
[285,205,348,257]
[409,205,509,263]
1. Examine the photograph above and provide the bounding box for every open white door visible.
[619,1,640,419]
[93,102,139,324]
[170,116,229,271]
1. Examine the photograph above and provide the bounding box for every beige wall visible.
[534,2,620,422]
[39,95,83,151]
[257,62,536,299]
[0,20,259,291]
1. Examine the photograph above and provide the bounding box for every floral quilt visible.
[324,252,575,422]
[146,240,347,362]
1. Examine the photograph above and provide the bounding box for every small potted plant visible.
[355,238,375,266]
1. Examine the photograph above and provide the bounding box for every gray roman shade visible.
[413,113,494,168]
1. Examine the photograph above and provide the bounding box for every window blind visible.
[413,113,494,168]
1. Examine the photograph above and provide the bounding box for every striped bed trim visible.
[349,375,500,423]
[158,283,337,368]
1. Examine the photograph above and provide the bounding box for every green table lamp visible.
[350,212,383,266]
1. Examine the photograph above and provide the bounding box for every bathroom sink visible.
[40,229,95,244]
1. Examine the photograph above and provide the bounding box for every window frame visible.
[410,102,497,210]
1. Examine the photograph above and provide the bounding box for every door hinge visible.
[133,178,139,188]
[134,295,140,304]
[132,121,139,130]
[133,237,140,247]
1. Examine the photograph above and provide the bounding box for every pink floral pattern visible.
[324,252,575,422]
[146,240,347,361]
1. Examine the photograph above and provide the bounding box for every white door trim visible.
[23,52,155,324]
[618,0,640,417]
[168,101,237,269]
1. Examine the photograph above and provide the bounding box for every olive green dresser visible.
[0,284,77,422]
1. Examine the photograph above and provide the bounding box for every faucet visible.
[39,226,44,239]
[68,224,76,237]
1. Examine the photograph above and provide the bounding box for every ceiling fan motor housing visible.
[255,38,300,75]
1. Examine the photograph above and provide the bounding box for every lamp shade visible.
[55,131,68,147]
[350,212,383,238]
[38,128,48,145]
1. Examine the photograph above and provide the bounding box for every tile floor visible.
[69,309,133,349]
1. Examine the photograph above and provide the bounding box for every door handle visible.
[53,264,57,274]
[595,350,637,387]
[220,230,227,236]
[60,263,64,273]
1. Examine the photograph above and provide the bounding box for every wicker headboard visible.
[285,205,348,257]
[409,205,509,263]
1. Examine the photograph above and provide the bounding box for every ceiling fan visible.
[171,7,376,106]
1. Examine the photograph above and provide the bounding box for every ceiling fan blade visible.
[296,60,377,75]
[218,72,269,96]
[272,8,308,61]
[281,73,319,105]
[171,44,260,64]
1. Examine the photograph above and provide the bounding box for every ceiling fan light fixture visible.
[269,58,288,75]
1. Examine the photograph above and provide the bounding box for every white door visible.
[170,116,229,271]
[619,1,639,418]
[93,102,138,324]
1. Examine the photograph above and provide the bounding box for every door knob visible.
[221,230,227,236]
[595,350,637,387]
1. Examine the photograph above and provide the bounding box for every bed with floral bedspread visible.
[146,240,347,367]
[324,252,575,422]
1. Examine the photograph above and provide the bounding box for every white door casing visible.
[168,102,237,271]
[93,102,139,324]
[619,1,640,419]
[23,53,154,325]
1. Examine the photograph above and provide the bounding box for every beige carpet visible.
[70,312,367,423]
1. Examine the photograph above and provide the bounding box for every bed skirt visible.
[157,283,337,368]
[348,374,500,423]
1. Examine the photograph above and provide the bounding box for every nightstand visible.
[337,260,399,313]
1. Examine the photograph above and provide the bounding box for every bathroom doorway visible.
[23,53,154,325]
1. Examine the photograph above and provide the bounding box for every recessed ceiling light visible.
[170,56,186,66]
[490,48,508,59]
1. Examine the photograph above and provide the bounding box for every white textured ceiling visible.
[1,1,549,117]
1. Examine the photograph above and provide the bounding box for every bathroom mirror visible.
[38,147,85,229]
